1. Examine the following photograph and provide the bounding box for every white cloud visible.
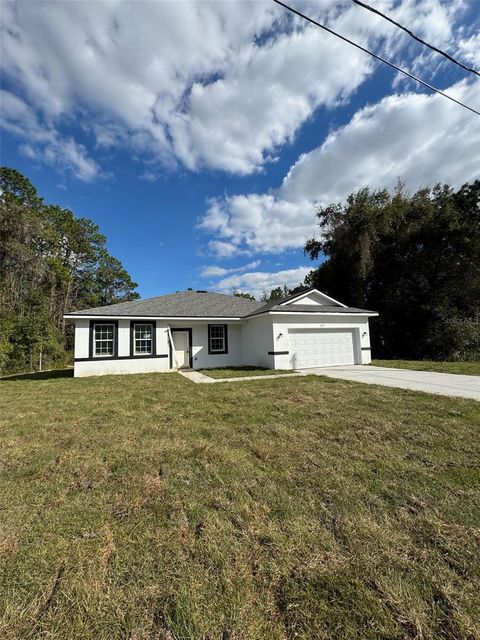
[200,78,480,254]
[457,33,480,67]
[200,265,230,278]
[200,193,311,254]
[200,260,261,278]
[207,239,253,259]
[217,266,311,299]
[0,0,466,177]
[0,90,99,181]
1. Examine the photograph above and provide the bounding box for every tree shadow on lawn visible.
[1,368,74,382]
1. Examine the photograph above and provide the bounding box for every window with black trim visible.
[208,324,227,354]
[93,323,115,357]
[133,323,153,355]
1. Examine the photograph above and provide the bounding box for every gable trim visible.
[279,289,347,308]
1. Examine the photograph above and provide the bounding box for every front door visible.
[172,331,190,369]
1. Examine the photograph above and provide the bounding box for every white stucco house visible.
[64,288,378,377]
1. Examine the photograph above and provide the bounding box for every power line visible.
[272,0,480,117]
[352,0,480,79]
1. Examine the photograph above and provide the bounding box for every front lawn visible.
[198,366,291,378]
[1,372,479,639]
[372,359,480,376]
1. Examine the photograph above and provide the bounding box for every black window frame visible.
[89,320,119,359]
[208,324,228,355]
[130,321,157,358]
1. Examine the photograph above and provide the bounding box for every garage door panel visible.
[288,328,356,368]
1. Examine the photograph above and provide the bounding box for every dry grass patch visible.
[0,371,479,639]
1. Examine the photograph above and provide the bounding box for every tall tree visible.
[233,291,256,300]
[93,251,140,306]
[260,283,308,303]
[304,181,480,360]
[0,167,139,374]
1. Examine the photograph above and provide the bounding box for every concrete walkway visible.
[302,365,480,401]
[178,369,305,384]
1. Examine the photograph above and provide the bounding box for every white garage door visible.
[288,328,356,368]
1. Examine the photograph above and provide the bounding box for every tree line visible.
[2,168,478,374]
[0,168,139,375]
[264,180,480,361]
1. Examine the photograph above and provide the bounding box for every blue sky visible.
[1,0,479,299]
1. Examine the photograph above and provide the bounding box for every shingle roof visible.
[248,304,377,316]
[65,290,263,318]
[65,289,376,319]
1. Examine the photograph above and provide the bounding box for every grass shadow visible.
[1,368,74,382]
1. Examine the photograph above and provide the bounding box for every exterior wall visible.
[191,323,243,369]
[241,315,275,369]
[73,318,170,377]
[156,323,170,358]
[73,318,90,359]
[73,319,245,376]
[74,357,171,377]
[72,313,373,377]
[271,315,372,369]
[166,321,243,369]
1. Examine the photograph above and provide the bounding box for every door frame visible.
[169,328,193,369]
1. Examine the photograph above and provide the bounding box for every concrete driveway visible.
[302,365,480,401]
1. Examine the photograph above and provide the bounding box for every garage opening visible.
[288,328,357,368]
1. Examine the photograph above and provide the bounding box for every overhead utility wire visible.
[352,0,480,79]
[272,0,480,117]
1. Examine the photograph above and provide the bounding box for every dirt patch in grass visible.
[372,359,480,376]
[0,372,479,639]
[198,366,292,378]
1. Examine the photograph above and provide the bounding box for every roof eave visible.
[246,310,378,318]
[63,314,246,321]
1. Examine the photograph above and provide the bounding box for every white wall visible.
[73,318,90,359]
[166,321,243,369]
[195,324,242,369]
[73,319,245,376]
[271,315,373,369]
[156,323,170,357]
[72,313,373,377]
[74,357,171,377]
[73,319,170,377]
[241,315,274,369]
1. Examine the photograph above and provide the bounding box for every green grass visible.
[198,366,292,378]
[372,359,480,376]
[1,370,479,639]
